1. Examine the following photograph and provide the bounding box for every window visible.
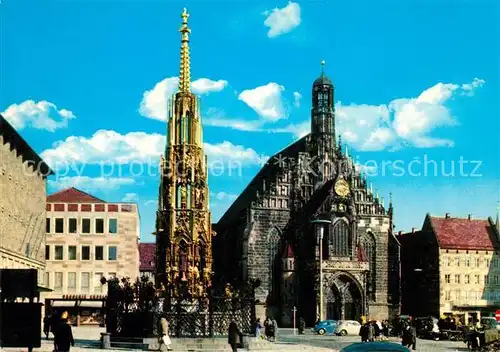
[495,258,500,268]
[46,218,51,233]
[95,246,104,260]
[45,245,50,260]
[94,273,103,293]
[109,219,118,234]
[108,246,117,261]
[455,274,461,284]
[268,229,280,298]
[445,274,451,284]
[81,272,90,293]
[465,275,470,284]
[476,258,481,267]
[44,272,50,287]
[55,272,63,292]
[455,257,460,267]
[486,258,491,267]
[330,220,351,257]
[96,219,104,233]
[485,275,489,284]
[446,257,451,266]
[82,246,90,260]
[445,291,451,300]
[55,218,64,233]
[108,272,116,278]
[360,232,376,300]
[68,246,77,260]
[495,276,499,285]
[465,257,470,267]
[67,272,76,292]
[69,218,77,233]
[475,275,480,284]
[82,219,91,233]
[55,246,63,260]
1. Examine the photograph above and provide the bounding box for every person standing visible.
[159,315,172,351]
[254,318,263,340]
[228,320,242,352]
[299,317,306,335]
[43,314,51,340]
[54,312,74,352]
[271,318,278,342]
[264,317,271,341]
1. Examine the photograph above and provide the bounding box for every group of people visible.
[254,317,279,341]
[42,311,75,352]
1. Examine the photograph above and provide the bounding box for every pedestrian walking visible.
[254,318,263,340]
[271,318,278,342]
[43,314,51,340]
[228,320,243,352]
[159,315,172,351]
[359,323,369,342]
[299,317,306,335]
[264,317,273,341]
[368,322,375,342]
[54,311,74,352]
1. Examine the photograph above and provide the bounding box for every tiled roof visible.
[139,243,155,271]
[430,216,498,250]
[47,187,105,203]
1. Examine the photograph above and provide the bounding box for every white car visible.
[335,320,361,336]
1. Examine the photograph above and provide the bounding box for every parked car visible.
[481,317,500,330]
[414,316,440,340]
[335,320,361,336]
[341,342,410,351]
[314,320,338,335]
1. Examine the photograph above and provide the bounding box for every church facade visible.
[214,67,401,326]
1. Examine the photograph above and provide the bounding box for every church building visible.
[214,64,401,326]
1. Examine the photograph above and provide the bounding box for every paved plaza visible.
[1,326,471,352]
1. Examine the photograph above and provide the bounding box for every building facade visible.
[399,213,500,325]
[139,243,155,282]
[155,8,213,298]
[214,67,401,326]
[44,187,140,325]
[0,115,52,287]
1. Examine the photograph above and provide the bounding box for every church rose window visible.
[330,220,351,257]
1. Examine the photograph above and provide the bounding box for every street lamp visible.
[311,219,332,322]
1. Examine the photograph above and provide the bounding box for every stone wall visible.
[0,134,47,284]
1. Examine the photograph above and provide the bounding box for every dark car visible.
[414,316,440,340]
[341,342,410,352]
[313,319,338,335]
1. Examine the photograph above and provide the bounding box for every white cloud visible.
[293,91,302,107]
[139,77,228,121]
[211,192,238,201]
[42,130,265,172]
[204,141,267,167]
[264,2,301,38]
[203,108,265,132]
[41,130,165,168]
[122,193,139,202]
[48,176,135,191]
[144,199,158,206]
[238,83,286,121]
[270,78,484,151]
[2,100,75,131]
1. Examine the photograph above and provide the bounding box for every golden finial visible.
[179,8,191,93]
[321,60,325,74]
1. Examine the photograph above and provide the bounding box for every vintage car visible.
[335,320,362,336]
[313,320,339,335]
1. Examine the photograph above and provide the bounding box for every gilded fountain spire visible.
[155,8,213,299]
[179,8,191,93]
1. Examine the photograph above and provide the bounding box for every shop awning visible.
[79,301,104,308]
[52,301,77,307]
[37,286,53,292]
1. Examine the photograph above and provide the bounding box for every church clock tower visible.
[155,8,213,299]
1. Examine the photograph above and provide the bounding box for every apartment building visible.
[0,115,52,289]
[44,187,140,325]
[399,213,500,325]
[139,243,155,282]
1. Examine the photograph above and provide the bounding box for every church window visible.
[186,184,191,208]
[330,220,351,257]
[179,118,184,143]
[360,232,376,301]
[268,229,280,297]
[186,113,191,143]
[176,185,182,208]
[198,242,206,277]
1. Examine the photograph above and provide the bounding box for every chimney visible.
[468,214,472,220]
[445,213,450,219]
[411,228,416,233]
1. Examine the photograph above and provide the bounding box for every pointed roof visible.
[429,215,498,250]
[178,8,192,93]
[283,243,294,258]
[47,187,105,203]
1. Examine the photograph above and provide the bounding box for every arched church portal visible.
[326,274,363,321]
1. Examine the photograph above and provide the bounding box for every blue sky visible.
[2,0,499,243]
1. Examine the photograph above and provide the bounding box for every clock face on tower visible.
[334,178,350,197]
